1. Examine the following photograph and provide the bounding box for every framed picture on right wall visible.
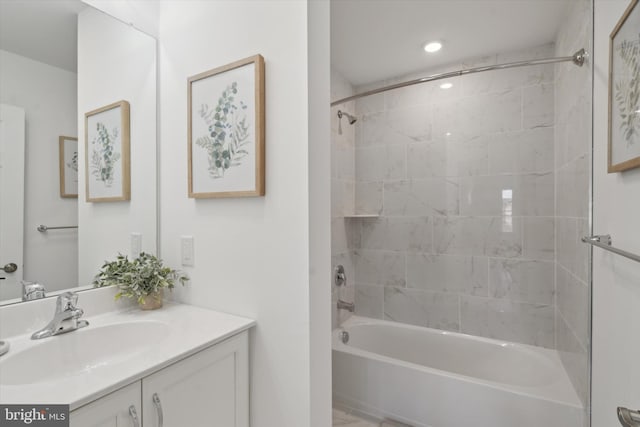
[608,0,640,172]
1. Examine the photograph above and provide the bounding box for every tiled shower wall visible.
[351,45,558,348]
[554,0,592,409]
[331,68,356,330]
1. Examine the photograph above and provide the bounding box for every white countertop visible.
[0,303,255,410]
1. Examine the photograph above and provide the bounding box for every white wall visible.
[592,0,640,425]
[81,0,159,38]
[158,1,329,426]
[0,49,78,292]
[308,3,331,426]
[77,7,157,284]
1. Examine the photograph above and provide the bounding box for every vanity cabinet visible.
[70,331,248,427]
[70,382,141,427]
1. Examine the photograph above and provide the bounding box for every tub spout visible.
[337,299,355,313]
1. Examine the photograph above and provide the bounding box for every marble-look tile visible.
[556,217,588,282]
[360,104,431,147]
[461,44,554,97]
[354,250,405,287]
[523,83,554,129]
[406,253,488,297]
[460,296,555,348]
[556,311,589,406]
[515,172,555,216]
[354,284,383,319]
[333,145,355,181]
[485,217,524,257]
[488,128,554,175]
[355,181,383,215]
[556,265,589,348]
[522,217,555,261]
[459,173,553,217]
[556,153,590,218]
[432,90,522,138]
[384,287,459,331]
[489,258,555,305]
[331,179,355,218]
[433,217,523,258]
[383,178,459,216]
[354,82,385,115]
[332,217,349,253]
[356,145,406,181]
[359,217,432,252]
[407,137,489,178]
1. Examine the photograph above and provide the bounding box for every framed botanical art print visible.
[188,54,265,198]
[84,100,130,202]
[59,136,78,198]
[608,0,640,172]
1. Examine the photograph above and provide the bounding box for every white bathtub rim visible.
[333,315,583,409]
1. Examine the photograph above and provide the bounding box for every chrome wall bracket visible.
[582,234,640,263]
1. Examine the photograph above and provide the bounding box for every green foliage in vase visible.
[93,253,189,305]
[615,35,640,146]
[90,122,121,186]
[196,81,251,179]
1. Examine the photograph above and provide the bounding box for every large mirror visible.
[0,0,157,305]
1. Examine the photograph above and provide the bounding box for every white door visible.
[0,104,25,301]
[142,332,249,427]
[70,382,141,427]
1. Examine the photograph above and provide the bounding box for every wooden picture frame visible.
[608,0,640,172]
[59,136,78,198]
[84,100,131,202]
[188,54,265,198]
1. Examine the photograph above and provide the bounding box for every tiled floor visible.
[332,407,414,427]
[332,408,379,427]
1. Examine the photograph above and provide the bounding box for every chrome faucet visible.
[31,292,89,340]
[337,299,355,313]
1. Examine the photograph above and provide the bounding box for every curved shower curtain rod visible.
[330,48,587,106]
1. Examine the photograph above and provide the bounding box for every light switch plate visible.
[181,235,194,266]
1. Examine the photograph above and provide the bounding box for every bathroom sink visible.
[0,320,169,386]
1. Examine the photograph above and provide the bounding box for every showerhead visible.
[337,110,357,125]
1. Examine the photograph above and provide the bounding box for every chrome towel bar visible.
[582,235,640,263]
[37,225,78,232]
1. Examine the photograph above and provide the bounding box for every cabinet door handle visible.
[152,392,164,427]
[128,405,140,427]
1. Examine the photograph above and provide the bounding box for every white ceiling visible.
[0,0,86,73]
[331,0,573,87]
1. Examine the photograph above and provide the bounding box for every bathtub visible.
[332,316,584,427]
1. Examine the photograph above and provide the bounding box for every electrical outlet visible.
[131,232,142,258]
[181,235,194,266]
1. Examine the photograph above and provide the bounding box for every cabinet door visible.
[70,382,141,427]
[142,331,249,427]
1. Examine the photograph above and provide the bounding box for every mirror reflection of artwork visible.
[608,0,640,172]
[59,136,78,198]
[188,55,265,198]
[84,100,130,202]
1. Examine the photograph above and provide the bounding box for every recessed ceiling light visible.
[424,41,442,53]
[440,82,453,89]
